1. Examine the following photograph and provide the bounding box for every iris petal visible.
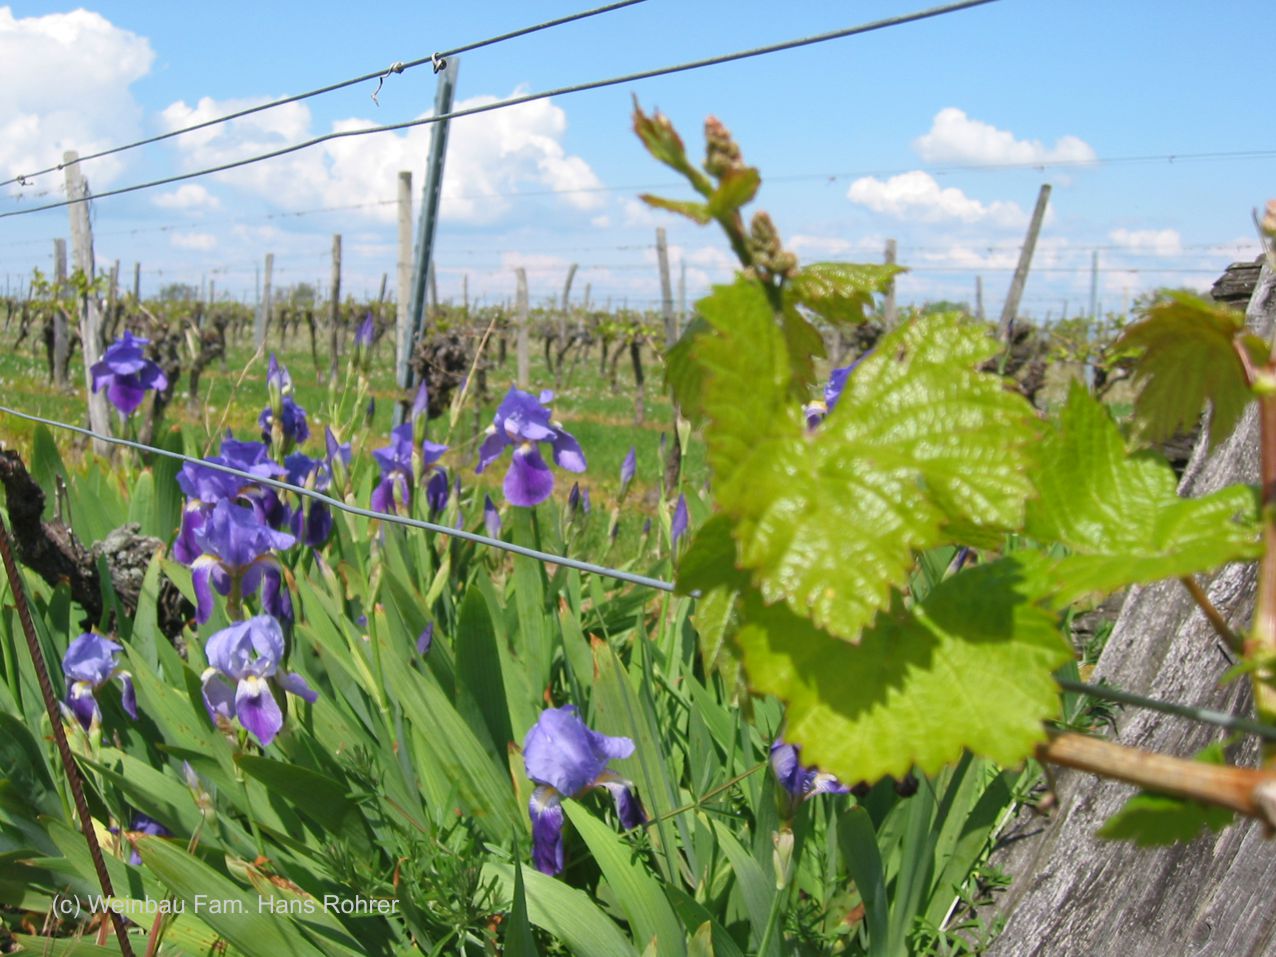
[529,785,566,876]
[117,673,138,720]
[235,675,283,746]
[550,428,587,473]
[504,446,555,507]
[595,771,646,830]
[278,671,318,703]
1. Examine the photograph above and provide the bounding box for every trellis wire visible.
[0,0,651,191]
[1057,676,1276,742]
[0,0,999,220]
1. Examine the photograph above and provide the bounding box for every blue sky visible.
[0,0,1271,318]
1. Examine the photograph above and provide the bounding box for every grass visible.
[0,321,709,553]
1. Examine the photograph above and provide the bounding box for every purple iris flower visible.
[619,447,636,496]
[124,813,170,866]
[355,313,375,349]
[770,740,850,818]
[284,452,333,547]
[260,355,309,448]
[174,437,289,563]
[61,633,137,731]
[89,331,168,416]
[416,623,434,656]
[567,482,581,514]
[370,425,449,517]
[267,354,292,394]
[671,495,689,548]
[483,494,502,538]
[804,353,868,429]
[259,397,310,447]
[191,500,295,623]
[200,615,316,747]
[523,705,644,876]
[476,388,586,508]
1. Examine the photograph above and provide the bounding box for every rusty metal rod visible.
[0,511,135,956]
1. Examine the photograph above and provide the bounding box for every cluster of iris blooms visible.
[67,329,854,877]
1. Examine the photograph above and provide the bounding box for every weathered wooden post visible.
[327,234,342,381]
[395,170,412,389]
[989,264,1276,957]
[63,151,112,455]
[51,238,68,387]
[256,253,273,348]
[998,184,1052,340]
[515,267,530,389]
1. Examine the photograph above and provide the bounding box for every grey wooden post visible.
[63,151,111,455]
[515,267,529,389]
[989,264,1276,957]
[395,170,412,385]
[327,234,342,380]
[132,261,141,302]
[256,253,273,348]
[52,239,68,387]
[975,275,985,322]
[998,184,1052,339]
[884,239,898,329]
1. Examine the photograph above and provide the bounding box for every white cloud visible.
[914,108,1096,166]
[170,231,217,251]
[154,184,220,210]
[848,171,1027,227]
[159,89,604,224]
[0,7,153,192]
[1108,227,1182,256]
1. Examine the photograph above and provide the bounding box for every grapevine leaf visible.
[640,194,713,225]
[706,167,760,218]
[734,558,1070,781]
[780,305,825,394]
[1026,383,1262,604]
[709,309,1037,641]
[1115,291,1258,447]
[1097,743,1235,846]
[1097,792,1235,847]
[785,262,904,327]
[664,316,712,424]
[694,279,797,482]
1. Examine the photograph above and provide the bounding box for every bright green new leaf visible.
[1027,383,1261,604]
[694,280,798,483]
[735,558,1070,782]
[640,194,713,225]
[664,317,713,424]
[709,309,1037,641]
[785,261,904,327]
[1115,291,1260,447]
